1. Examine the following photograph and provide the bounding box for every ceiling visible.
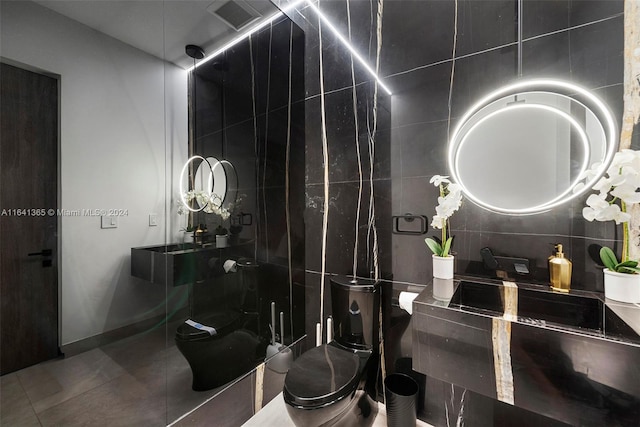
[34,0,279,69]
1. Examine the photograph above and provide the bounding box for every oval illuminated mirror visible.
[217,159,238,211]
[448,80,617,214]
[179,156,213,212]
[179,156,235,212]
[203,157,227,207]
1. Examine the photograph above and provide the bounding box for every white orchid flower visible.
[447,182,462,196]
[579,150,640,266]
[592,176,614,193]
[577,162,602,181]
[431,215,446,230]
[572,182,585,194]
[611,183,640,204]
[436,203,456,219]
[613,149,637,167]
[607,205,630,224]
[429,175,451,187]
[582,206,598,222]
[586,193,609,209]
[584,202,629,224]
[623,172,640,190]
[619,165,640,183]
[427,174,464,257]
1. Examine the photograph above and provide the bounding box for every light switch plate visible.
[101,215,117,229]
[149,213,158,227]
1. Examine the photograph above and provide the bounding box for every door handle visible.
[28,249,52,257]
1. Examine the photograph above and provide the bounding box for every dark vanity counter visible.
[131,239,253,286]
[412,276,640,426]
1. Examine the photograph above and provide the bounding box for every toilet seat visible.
[284,344,360,407]
[176,310,243,341]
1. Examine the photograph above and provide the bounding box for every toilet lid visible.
[176,310,243,340]
[284,344,360,407]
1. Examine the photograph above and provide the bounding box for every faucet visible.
[481,247,530,279]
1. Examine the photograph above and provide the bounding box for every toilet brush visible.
[265,304,293,373]
[280,311,286,347]
[266,302,280,359]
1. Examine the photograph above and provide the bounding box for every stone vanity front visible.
[412,276,640,426]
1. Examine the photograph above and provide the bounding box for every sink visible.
[143,243,193,253]
[448,280,640,343]
[141,243,215,254]
[412,278,640,426]
[131,240,249,286]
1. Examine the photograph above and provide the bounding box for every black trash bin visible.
[384,373,419,427]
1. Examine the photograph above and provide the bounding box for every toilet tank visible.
[330,275,379,351]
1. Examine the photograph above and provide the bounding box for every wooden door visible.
[0,62,59,375]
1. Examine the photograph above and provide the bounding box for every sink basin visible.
[141,243,215,254]
[130,241,245,287]
[448,280,640,343]
[413,279,640,426]
[143,243,193,253]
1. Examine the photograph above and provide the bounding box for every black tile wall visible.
[183,12,307,419]
[272,0,629,424]
[522,0,623,39]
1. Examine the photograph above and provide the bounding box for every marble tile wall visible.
[387,0,627,292]
[176,15,307,425]
[191,15,306,342]
[274,0,631,425]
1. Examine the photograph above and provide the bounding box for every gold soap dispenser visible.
[549,243,572,292]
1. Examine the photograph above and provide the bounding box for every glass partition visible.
[0,1,304,424]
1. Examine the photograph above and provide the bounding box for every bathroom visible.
[1,0,638,426]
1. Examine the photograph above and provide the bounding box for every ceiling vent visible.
[207,0,261,31]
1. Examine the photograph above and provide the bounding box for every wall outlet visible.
[101,215,117,229]
[149,213,158,227]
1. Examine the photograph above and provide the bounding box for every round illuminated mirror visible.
[217,159,238,211]
[179,156,235,213]
[448,80,617,214]
[180,156,213,212]
[203,157,227,207]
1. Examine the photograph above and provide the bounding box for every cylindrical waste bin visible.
[384,373,419,427]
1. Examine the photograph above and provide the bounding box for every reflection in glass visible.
[180,7,306,415]
[0,0,304,424]
[180,155,214,212]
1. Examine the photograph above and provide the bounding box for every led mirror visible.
[449,80,617,214]
[217,159,238,211]
[179,156,232,211]
[203,156,227,206]
[179,156,213,212]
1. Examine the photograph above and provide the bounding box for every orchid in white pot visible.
[425,175,463,256]
[577,149,640,302]
[179,191,231,219]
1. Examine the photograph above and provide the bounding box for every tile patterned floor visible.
[243,392,434,427]
[0,321,222,427]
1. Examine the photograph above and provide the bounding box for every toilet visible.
[283,276,380,426]
[175,309,261,391]
[175,258,262,391]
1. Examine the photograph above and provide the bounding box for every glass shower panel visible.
[0,0,172,425]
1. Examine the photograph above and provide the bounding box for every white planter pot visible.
[603,269,640,304]
[433,278,455,301]
[432,254,454,280]
[216,234,228,248]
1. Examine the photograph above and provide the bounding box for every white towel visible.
[223,259,237,273]
[399,291,420,315]
[185,319,217,336]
